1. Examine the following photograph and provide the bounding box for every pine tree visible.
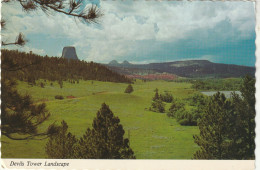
[193,75,256,159]
[45,120,77,159]
[150,99,165,113]
[167,100,185,118]
[77,103,135,159]
[231,75,255,159]
[1,78,57,140]
[124,84,134,93]
[193,92,234,159]
[152,88,159,101]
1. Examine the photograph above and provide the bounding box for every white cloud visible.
[1,1,255,62]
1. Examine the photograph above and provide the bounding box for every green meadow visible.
[1,80,199,159]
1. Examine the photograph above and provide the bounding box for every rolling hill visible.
[106,60,255,78]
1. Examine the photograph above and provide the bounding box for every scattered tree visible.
[167,100,185,118]
[160,92,173,103]
[150,99,165,113]
[124,84,134,93]
[77,103,135,159]
[152,88,160,101]
[193,75,256,160]
[1,78,57,140]
[193,92,234,159]
[46,120,77,158]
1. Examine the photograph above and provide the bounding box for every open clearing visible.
[1,80,199,159]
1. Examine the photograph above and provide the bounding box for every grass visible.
[1,79,199,159]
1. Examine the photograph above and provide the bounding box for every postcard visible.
[0,0,258,169]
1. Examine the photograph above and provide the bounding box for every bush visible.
[150,99,165,113]
[160,92,173,103]
[167,100,185,118]
[124,84,134,93]
[40,82,45,88]
[55,95,64,100]
[175,109,200,126]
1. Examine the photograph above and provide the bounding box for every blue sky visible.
[2,1,256,66]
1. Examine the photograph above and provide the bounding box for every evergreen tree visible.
[1,78,57,140]
[77,103,135,159]
[231,75,255,159]
[124,84,134,93]
[152,88,159,101]
[167,100,185,118]
[150,99,165,113]
[193,75,256,159]
[45,120,77,158]
[193,92,234,159]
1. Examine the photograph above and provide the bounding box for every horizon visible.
[2,1,256,67]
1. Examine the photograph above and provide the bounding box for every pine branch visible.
[2,33,27,46]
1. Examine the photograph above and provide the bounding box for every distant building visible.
[61,46,79,60]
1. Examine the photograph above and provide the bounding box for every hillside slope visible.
[1,50,131,83]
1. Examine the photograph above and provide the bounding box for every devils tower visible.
[61,46,79,60]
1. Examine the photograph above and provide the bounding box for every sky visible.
[1,0,256,66]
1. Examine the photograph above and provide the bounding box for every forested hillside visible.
[1,49,131,83]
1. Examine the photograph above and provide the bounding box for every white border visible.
[0,0,259,170]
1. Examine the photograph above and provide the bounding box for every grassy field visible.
[1,80,199,159]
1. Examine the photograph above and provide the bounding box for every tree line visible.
[1,49,131,84]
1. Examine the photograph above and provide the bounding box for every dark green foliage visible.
[124,84,134,93]
[77,103,135,159]
[45,120,77,159]
[150,99,165,113]
[40,82,45,88]
[58,80,63,88]
[152,88,159,101]
[167,100,185,118]
[175,109,200,126]
[1,49,131,84]
[187,93,207,106]
[160,92,173,103]
[1,78,56,140]
[193,75,255,159]
[55,95,64,100]
[193,92,234,159]
[191,78,242,91]
[236,75,255,158]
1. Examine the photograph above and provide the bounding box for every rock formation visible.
[62,46,79,60]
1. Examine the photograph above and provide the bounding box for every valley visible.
[1,80,199,159]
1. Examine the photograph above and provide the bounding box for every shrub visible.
[55,95,64,100]
[150,99,165,113]
[160,92,173,103]
[167,100,185,118]
[124,84,134,93]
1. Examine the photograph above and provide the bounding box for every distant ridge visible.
[106,60,255,78]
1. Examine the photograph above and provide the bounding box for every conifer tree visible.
[150,99,165,113]
[1,78,58,140]
[193,92,234,159]
[193,75,256,159]
[124,84,134,93]
[153,88,159,101]
[45,120,77,158]
[77,103,135,159]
